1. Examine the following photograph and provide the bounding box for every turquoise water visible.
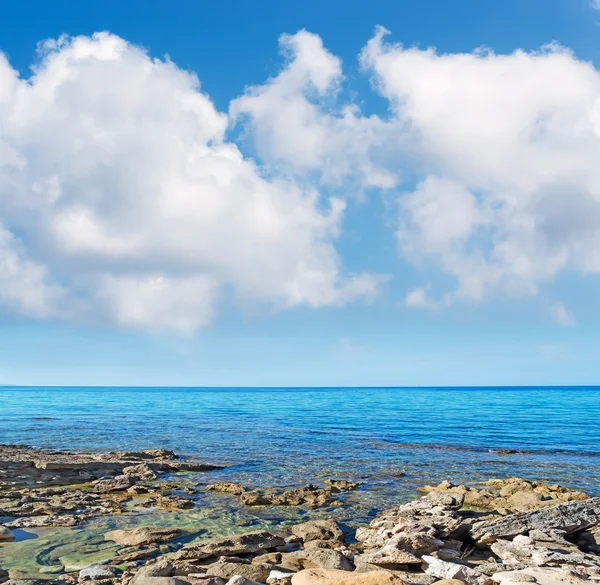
[1,386,599,503]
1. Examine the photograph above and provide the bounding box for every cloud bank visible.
[3,28,600,331]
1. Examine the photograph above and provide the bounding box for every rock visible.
[423,491,464,509]
[172,530,286,560]
[104,526,183,546]
[205,483,246,495]
[471,497,600,543]
[291,568,408,584]
[132,561,190,585]
[291,520,344,543]
[122,464,157,480]
[206,561,270,583]
[0,526,15,542]
[422,556,492,585]
[267,570,294,585]
[490,567,591,584]
[94,475,134,493]
[223,578,263,585]
[0,570,8,585]
[79,566,118,581]
[281,549,353,572]
[432,582,465,585]
[324,480,361,492]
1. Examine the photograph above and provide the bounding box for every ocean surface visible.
[1,385,600,575]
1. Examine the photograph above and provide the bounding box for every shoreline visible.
[1,445,599,585]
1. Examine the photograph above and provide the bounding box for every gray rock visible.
[79,566,118,581]
[94,475,134,493]
[422,555,492,585]
[132,561,191,585]
[0,569,8,585]
[471,497,600,543]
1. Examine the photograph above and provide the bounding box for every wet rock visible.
[280,549,353,572]
[471,497,600,543]
[94,475,134,494]
[79,566,118,581]
[324,480,361,492]
[290,520,344,543]
[291,568,408,584]
[0,526,15,542]
[205,483,246,496]
[172,530,286,561]
[104,526,183,546]
[0,569,8,585]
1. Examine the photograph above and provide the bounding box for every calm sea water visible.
[1,386,600,576]
[1,386,599,499]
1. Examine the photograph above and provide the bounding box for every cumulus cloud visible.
[360,29,600,306]
[0,32,379,332]
[230,30,397,189]
[550,302,575,327]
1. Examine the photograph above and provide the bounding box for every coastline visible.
[1,445,599,585]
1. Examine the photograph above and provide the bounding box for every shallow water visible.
[1,386,599,576]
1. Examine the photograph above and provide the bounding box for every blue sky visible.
[1,0,600,386]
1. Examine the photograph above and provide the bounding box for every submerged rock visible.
[105,527,184,546]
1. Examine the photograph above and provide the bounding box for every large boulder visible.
[105,526,183,546]
[172,530,286,561]
[291,568,408,584]
[471,497,600,543]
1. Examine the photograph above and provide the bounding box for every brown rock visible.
[291,568,408,585]
[291,520,344,543]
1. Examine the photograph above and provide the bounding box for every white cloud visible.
[593,1,600,12]
[360,28,600,305]
[230,30,397,189]
[0,32,379,332]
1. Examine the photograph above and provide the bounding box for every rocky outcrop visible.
[290,520,344,543]
[172,531,286,561]
[471,497,600,542]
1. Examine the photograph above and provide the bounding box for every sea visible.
[1,385,599,575]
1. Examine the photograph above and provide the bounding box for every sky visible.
[1,0,600,386]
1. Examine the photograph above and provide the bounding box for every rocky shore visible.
[1,445,599,585]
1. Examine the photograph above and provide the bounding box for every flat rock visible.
[471,497,600,543]
[105,526,183,546]
[206,561,270,583]
[172,530,286,561]
[94,475,134,493]
[224,577,263,585]
[490,567,591,585]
